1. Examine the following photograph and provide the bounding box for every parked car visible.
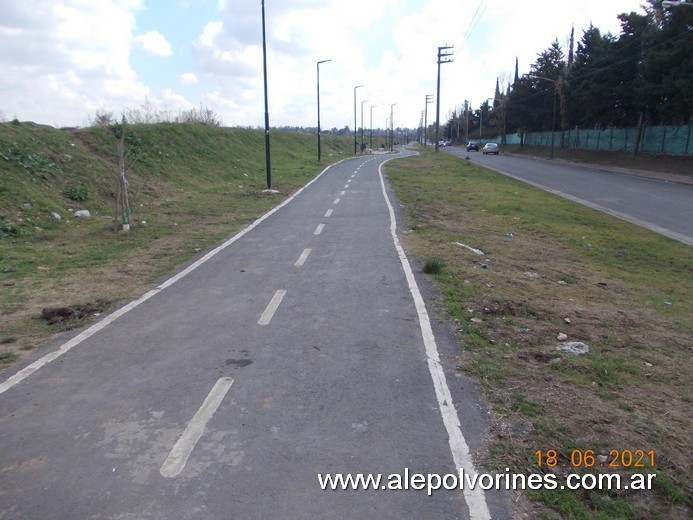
[466,141,479,151]
[438,140,446,147]
[482,142,499,155]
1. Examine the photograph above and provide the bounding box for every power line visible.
[463,0,487,42]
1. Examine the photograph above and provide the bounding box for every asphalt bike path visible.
[0,152,506,519]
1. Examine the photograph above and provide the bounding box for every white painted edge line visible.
[160,377,234,478]
[258,289,287,325]
[463,157,693,246]
[324,209,333,217]
[377,156,491,520]
[314,223,325,235]
[333,198,340,204]
[295,248,312,266]
[0,159,348,396]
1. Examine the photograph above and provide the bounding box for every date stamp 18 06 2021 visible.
[536,449,656,469]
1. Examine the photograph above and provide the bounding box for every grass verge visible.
[0,122,351,361]
[385,148,691,519]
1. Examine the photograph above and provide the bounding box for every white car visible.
[482,143,499,155]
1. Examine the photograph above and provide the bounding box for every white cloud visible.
[0,0,646,129]
[0,0,150,126]
[133,30,173,56]
[179,72,199,85]
[198,21,223,47]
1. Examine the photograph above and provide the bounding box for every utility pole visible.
[419,111,424,144]
[435,45,454,152]
[424,94,433,147]
[464,100,469,143]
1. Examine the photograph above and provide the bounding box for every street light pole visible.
[360,99,368,153]
[261,0,272,190]
[435,45,454,152]
[353,85,364,155]
[385,117,389,150]
[369,105,377,150]
[316,59,331,162]
[390,103,397,153]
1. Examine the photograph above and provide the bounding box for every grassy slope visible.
[385,150,691,519]
[0,122,351,357]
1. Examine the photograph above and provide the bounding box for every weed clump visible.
[422,258,444,274]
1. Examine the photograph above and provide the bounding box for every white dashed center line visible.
[314,223,325,235]
[160,377,234,478]
[325,209,333,217]
[333,198,340,204]
[258,290,287,325]
[295,248,312,266]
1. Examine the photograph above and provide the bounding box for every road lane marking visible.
[0,158,350,395]
[295,248,312,266]
[314,223,325,235]
[324,209,333,217]
[340,191,346,195]
[344,184,349,188]
[377,156,491,520]
[258,290,287,325]
[160,377,234,478]
[333,198,340,204]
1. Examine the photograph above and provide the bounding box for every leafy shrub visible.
[0,215,18,239]
[64,185,88,202]
[1,143,59,175]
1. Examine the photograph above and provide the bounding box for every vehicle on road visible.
[466,141,479,151]
[482,143,499,155]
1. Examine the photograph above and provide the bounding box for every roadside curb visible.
[502,152,693,186]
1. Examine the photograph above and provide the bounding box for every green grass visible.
[386,148,692,519]
[0,122,352,352]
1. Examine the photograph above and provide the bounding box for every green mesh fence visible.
[494,124,692,155]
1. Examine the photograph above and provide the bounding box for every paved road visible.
[444,147,693,245]
[0,153,506,519]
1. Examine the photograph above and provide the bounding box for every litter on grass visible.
[453,242,484,255]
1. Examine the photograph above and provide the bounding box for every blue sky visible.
[1,0,646,130]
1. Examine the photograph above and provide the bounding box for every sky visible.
[0,0,647,131]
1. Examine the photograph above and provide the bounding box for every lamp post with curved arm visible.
[390,103,398,153]
[369,105,377,150]
[316,59,331,162]
[353,85,364,154]
[360,99,368,153]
